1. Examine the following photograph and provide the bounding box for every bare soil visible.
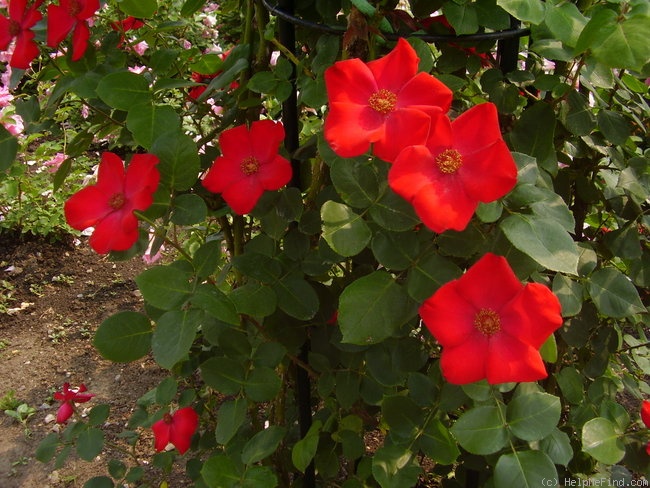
[0,232,170,487]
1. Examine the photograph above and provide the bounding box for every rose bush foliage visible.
[1,0,649,486]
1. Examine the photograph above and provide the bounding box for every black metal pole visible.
[277,2,315,486]
[496,16,522,73]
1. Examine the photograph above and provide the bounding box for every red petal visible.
[420,280,477,348]
[398,72,453,114]
[46,4,75,47]
[219,124,255,164]
[324,102,382,158]
[202,156,245,194]
[89,210,139,254]
[78,0,100,20]
[221,177,265,215]
[257,154,292,190]
[64,186,112,230]
[324,58,377,105]
[439,337,489,385]
[500,283,563,348]
[458,139,517,203]
[151,419,171,452]
[169,407,199,455]
[22,2,44,28]
[486,334,548,384]
[373,108,431,163]
[95,153,126,195]
[71,21,90,61]
[250,119,285,164]
[456,254,523,312]
[452,103,503,154]
[11,31,40,69]
[0,17,11,49]
[56,402,74,423]
[9,0,27,21]
[367,38,419,93]
[389,145,437,200]
[410,176,477,233]
[124,153,160,205]
[642,401,650,428]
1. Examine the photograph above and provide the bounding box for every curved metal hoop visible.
[261,0,530,43]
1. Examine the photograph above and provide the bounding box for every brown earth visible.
[0,232,173,488]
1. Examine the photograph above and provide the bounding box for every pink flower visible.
[53,382,94,423]
[152,407,199,454]
[43,152,67,172]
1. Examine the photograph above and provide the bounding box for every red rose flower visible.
[54,382,94,423]
[110,16,144,32]
[0,0,43,69]
[46,0,99,61]
[64,152,160,254]
[152,407,199,455]
[420,253,563,385]
[202,120,292,215]
[188,49,238,102]
[388,102,517,233]
[324,37,453,163]
[642,400,650,455]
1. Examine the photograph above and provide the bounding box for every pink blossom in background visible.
[3,113,24,135]
[128,65,147,74]
[0,87,13,108]
[43,152,67,173]
[132,40,148,55]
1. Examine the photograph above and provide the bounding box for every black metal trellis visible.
[262,2,529,487]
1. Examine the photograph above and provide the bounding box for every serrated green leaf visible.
[136,265,192,310]
[77,427,104,461]
[497,0,545,24]
[241,426,286,465]
[494,450,557,488]
[587,268,645,318]
[96,72,151,111]
[126,103,181,150]
[330,158,381,208]
[215,398,247,445]
[292,420,322,473]
[151,131,201,191]
[321,201,371,257]
[582,417,626,464]
[151,309,201,369]
[273,276,319,320]
[451,406,508,455]
[245,367,282,402]
[507,392,561,441]
[201,357,245,395]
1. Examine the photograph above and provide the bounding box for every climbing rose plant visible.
[0,0,648,487]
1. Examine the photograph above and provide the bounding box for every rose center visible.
[474,308,501,336]
[163,413,173,424]
[368,89,397,115]
[9,19,21,37]
[240,156,260,176]
[435,149,463,174]
[68,0,82,16]
[108,192,126,210]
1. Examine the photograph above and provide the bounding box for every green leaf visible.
[330,158,381,208]
[555,367,584,404]
[119,0,157,18]
[494,450,557,487]
[273,277,319,320]
[321,201,372,257]
[544,0,587,47]
[576,10,650,71]
[417,419,460,465]
[181,0,206,16]
[242,466,279,488]
[587,268,645,318]
[338,271,410,345]
[510,102,557,174]
[369,189,420,231]
[292,420,322,473]
[83,477,114,488]
[88,404,111,427]
[582,417,626,464]
[0,125,18,172]
[201,357,245,395]
[450,406,508,455]
[232,253,282,283]
[151,309,201,369]
[561,90,595,136]
[552,274,583,317]
[241,426,286,465]
[539,429,573,467]
[171,193,208,225]
[93,311,152,362]
[407,253,462,302]
[191,284,239,324]
[215,398,247,445]
[245,367,282,402]
[507,392,561,441]
[382,396,424,440]
[155,377,178,405]
[372,445,421,488]
[77,427,104,461]
[497,0,545,24]
[151,131,200,191]
[201,454,240,488]
[229,283,277,317]
[96,72,151,111]
[443,2,479,35]
[247,71,278,94]
[136,265,192,310]
[371,230,420,271]
[500,214,579,274]
[36,433,60,462]
[192,241,223,279]
[126,103,181,150]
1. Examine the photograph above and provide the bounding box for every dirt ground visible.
[0,232,171,487]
